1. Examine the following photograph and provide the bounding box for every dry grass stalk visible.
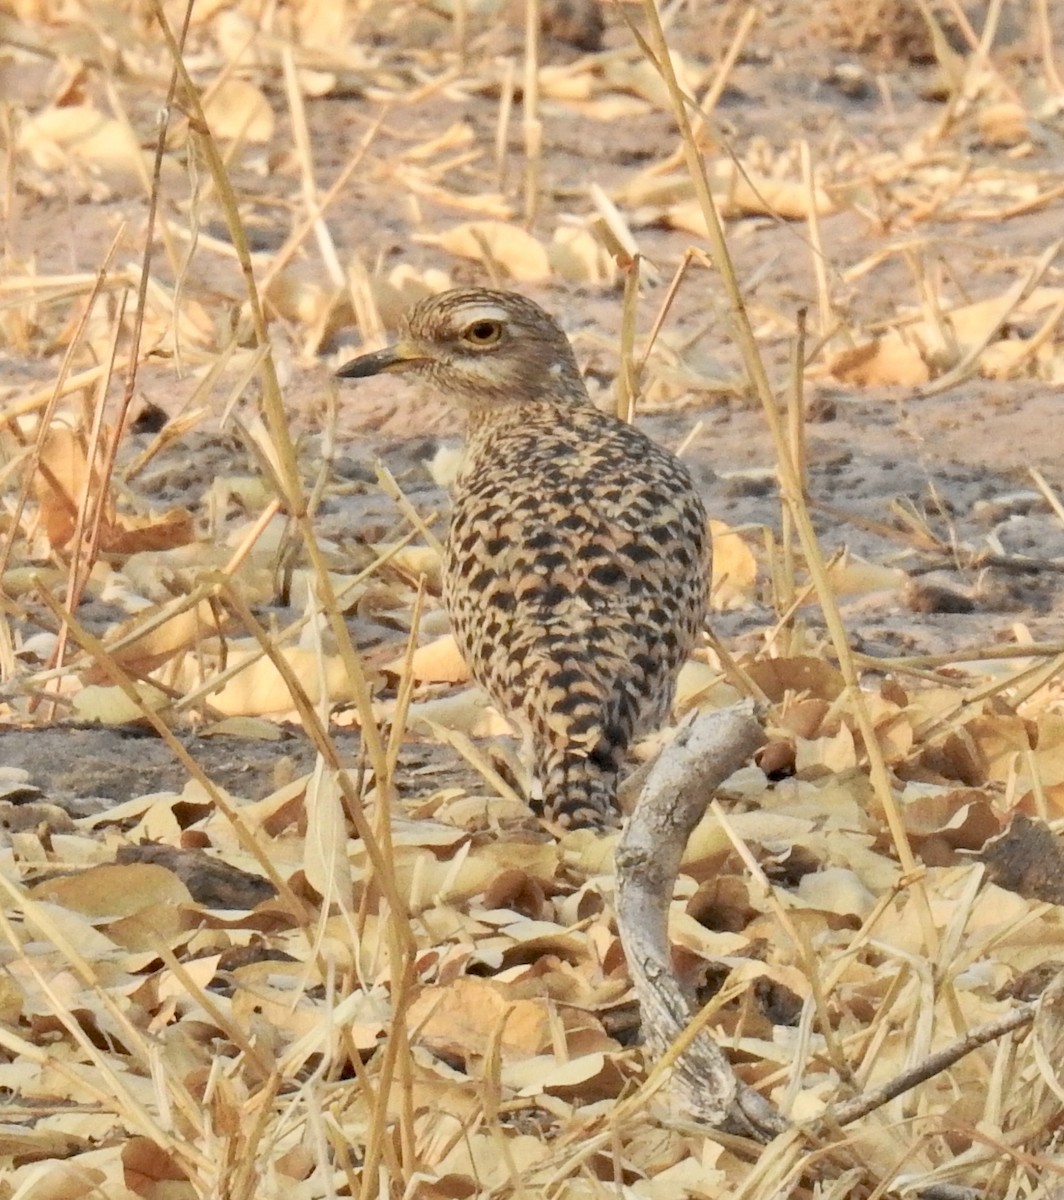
[636,0,928,913]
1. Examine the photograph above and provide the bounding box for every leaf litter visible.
[2,0,1064,1197]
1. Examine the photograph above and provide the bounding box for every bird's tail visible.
[536,741,622,830]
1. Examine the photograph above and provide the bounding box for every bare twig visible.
[615,703,787,1138]
[828,1002,1036,1128]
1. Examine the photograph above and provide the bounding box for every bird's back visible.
[443,403,710,827]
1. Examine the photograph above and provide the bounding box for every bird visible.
[337,288,710,829]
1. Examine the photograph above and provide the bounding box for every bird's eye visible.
[463,319,503,346]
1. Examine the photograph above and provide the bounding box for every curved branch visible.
[615,703,787,1139]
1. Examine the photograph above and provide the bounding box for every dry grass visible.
[2,0,1064,1197]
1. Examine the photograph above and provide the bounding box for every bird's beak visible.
[335,338,429,379]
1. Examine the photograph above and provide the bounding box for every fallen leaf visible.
[419,221,551,282]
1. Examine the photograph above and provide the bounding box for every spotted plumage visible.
[338,288,710,829]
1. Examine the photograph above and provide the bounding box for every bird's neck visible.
[463,404,528,437]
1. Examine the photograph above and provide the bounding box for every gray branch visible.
[615,703,787,1139]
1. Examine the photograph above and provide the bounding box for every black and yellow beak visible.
[336,339,429,379]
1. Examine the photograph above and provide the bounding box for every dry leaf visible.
[978,101,1028,147]
[34,423,195,554]
[303,763,352,906]
[548,226,617,285]
[407,976,551,1062]
[202,645,354,715]
[826,330,932,386]
[709,519,758,609]
[419,221,552,282]
[70,683,171,724]
[203,79,275,143]
[384,632,469,684]
[19,104,146,188]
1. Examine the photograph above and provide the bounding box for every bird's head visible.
[336,288,590,411]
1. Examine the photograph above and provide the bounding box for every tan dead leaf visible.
[905,684,968,730]
[104,600,222,677]
[616,170,696,209]
[666,163,835,229]
[374,838,558,911]
[265,273,352,354]
[71,683,171,725]
[717,166,835,219]
[965,712,1031,784]
[796,723,857,776]
[203,79,275,143]
[505,1050,627,1100]
[19,104,146,186]
[122,1137,191,1199]
[0,961,23,1020]
[674,660,740,711]
[829,555,907,595]
[776,697,832,741]
[431,1132,546,1189]
[372,542,445,588]
[213,9,267,67]
[1025,714,1064,789]
[34,423,194,554]
[826,330,932,386]
[829,285,1064,387]
[569,94,654,121]
[978,101,1029,147]
[745,656,846,703]
[103,507,196,555]
[384,264,453,315]
[538,64,595,102]
[28,860,184,914]
[420,221,551,282]
[408,977,549,1062]
[186,0,232,22]
[303,764,353,907]
[6,1161,110,1199]
[384,632,469,684]
[200,716,285,740]
[393,168,514,218]
[2,564,65,597]
[204,645,354,715]
[548,226,617,285]
[980,339,1041,378]
[948,285,1064,352]
[603,54,704,109]
[637,1156,728,1198]
[109,899,191,954]
[408,688,511,737]
[709,519,758,610]
[819,827,900,894]
[900,785,1000,852]
[869,704,914,762]
[669,915,749,961]
[400,122,475,162]
[122,542,274,604]
[797,866,876,918]
[1032,969,1064,1100]
[275,1145,316,1184]
[685,810,816,873]
[208,474,276,513]
[265,273,335,326]
[34,422,109,548]
[239,774,311,836]
[80,781,212,834]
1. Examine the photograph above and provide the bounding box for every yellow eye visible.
[463,319,503,347]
